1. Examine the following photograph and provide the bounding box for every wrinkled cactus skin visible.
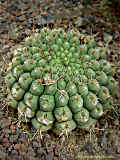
[6,28,118,135]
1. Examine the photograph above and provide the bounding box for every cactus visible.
[5,28,118,135]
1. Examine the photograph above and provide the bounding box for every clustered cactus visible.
[6,28,118,135]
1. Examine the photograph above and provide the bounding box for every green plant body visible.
[5,27,118,135]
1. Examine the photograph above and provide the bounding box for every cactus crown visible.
[6,27,118,135]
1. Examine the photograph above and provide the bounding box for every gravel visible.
[0,0,120,159]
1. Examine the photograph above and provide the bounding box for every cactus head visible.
[5,27,118,135]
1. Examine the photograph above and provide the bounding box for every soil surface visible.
[0,0,120,160]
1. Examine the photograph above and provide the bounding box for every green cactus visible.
[5,27,118,135]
